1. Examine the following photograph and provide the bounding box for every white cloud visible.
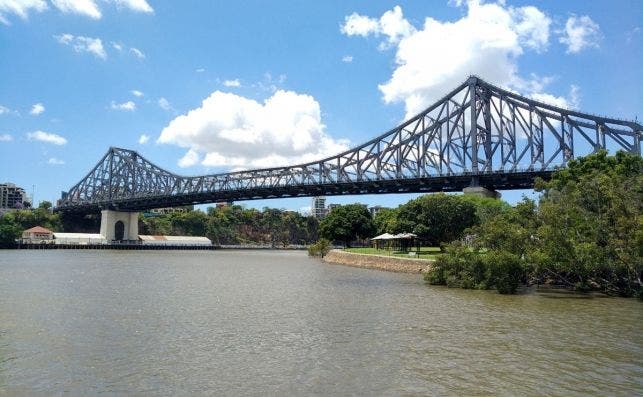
[158,97,172,111]
[178,149,199,168]
[0,104,11,114]
[1,0,153,23]
[51,0,101,19]
[27,130,67,145]
[340,11,380,37]
[559,15,601,54]
[342,55,353,63]
[0,133,13,142]
[48,157,65,165]
[138,134,150,144]
[111,100,136,111]
[129,47,145,59]
[111,41,123,51]
[113,0,153,13]
[223,79,241,87]
[196,68,205,73]
[131,90,143,97]
[55,33,106,59]
[343,1,557,118]
[30,103,45,115]
[0,0,47,24]
[157,90,350,169]
[341,6,416,49]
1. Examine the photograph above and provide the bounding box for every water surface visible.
[0,250,641,395]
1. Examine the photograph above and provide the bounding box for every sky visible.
[0,0,641,213]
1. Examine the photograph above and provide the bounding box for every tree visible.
[319,204,375,247]
[396,194,477,246]
[373,208,398,235]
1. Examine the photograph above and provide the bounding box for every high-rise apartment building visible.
[311,196,327,219]
[0,183,28,210]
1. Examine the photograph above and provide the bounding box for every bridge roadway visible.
[56,76,642,213]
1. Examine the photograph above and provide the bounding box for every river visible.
[0,250,641,395]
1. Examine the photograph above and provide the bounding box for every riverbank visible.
[322,249,433,273]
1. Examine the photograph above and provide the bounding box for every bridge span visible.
[57,76,642,214]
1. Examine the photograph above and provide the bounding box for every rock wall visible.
[322,250,433,274]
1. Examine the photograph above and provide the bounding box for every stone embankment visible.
[322,250,433,274]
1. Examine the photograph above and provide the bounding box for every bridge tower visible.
[99,210,139,241]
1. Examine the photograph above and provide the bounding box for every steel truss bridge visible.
[57,76,642,212]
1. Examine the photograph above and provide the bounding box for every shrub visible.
[308,238,331,258]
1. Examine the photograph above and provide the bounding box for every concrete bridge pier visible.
[463,186,501,199]
[100,210,139,241]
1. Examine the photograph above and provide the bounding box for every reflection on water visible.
[0,250,641,395]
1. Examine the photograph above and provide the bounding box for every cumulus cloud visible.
[30,103,45,115]
[0,133,13,142]
[342,55,353,63]
[158,97,172,111]
[196,68,205,73]
[0,0,47,24]
[27,130,67,145]
[0,104,12,114]
[138,134,150,144]
[342,1,562,118]
[55,33,106,59]
[129,47,145,59]
[559,15,601,53]
[341,6,416,49]
[178,149,199,168]
[157,90,350,169]
[223,79,241,87]
[131,89,143,97]
[111,100,136,111]
[48,157,65,165]
[112,41,123,51]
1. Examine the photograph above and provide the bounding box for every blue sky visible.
[0,0,641,213]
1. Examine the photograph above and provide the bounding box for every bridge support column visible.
[100,210,139,241]
[463,186,501,199]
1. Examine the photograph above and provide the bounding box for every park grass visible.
[344,246,441,260]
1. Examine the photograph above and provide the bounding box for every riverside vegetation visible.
[426,151,642,298]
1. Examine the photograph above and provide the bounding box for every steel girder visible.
[57,76,642,212]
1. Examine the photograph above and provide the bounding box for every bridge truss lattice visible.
[58,76,642,212]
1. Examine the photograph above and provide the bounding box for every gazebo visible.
[371,232,418,252]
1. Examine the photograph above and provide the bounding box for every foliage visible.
[308,238,332,258]
[319,204,375,247]
[460,194,511,224]
[139,205,319,246]
[396,194,477,246]
[372,208,398,235]
[0,208,63,247]
[428,151,642,297]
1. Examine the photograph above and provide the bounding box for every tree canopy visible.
[319,204,375,246]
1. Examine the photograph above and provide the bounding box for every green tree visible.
[319,204,375,247]
[373,208,398,235]
[396,194,477,246]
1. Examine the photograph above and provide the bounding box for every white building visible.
[311,196,327,219]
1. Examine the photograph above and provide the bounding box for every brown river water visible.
[0,250,641,396]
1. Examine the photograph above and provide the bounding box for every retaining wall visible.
[322,250,433,274]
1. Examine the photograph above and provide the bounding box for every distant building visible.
[146,205,194,216]
[1,182,29,212]
[312,196,327,219]
[369,205,389,217]
[327,203,341,213]
[22,226,54,243]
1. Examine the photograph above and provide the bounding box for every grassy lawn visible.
[344,246,441,260]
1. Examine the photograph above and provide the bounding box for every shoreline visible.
[322,249,433,274]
